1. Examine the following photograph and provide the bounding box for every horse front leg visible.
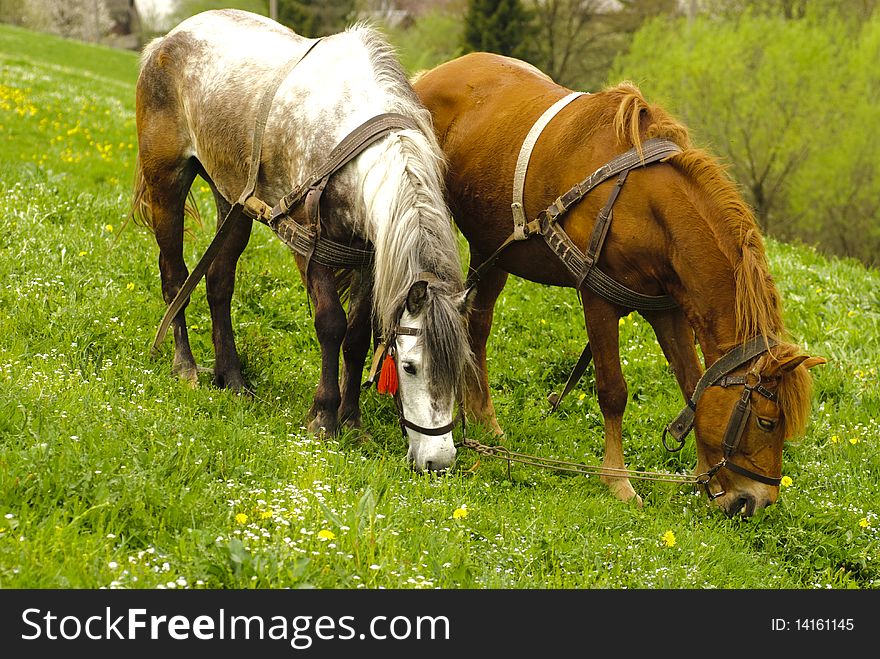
[464,249,508,437]
[206,190,252,392]
[300,258,346,436]
[642,308,702,401]
[338,268,373,436]
[582,295,642,506]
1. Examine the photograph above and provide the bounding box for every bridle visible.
[664,335,782,498]
[385,326,466,440]
[363,273,467,443]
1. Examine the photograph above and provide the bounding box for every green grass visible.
[0,24,877,590]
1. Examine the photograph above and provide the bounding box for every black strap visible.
[547,342,593,412]
[722,459,782,486]
[270,113,420,223]
[665,336,778,442]
[721,386,753,456]
[400,409,463,436]
[150,39,323,354]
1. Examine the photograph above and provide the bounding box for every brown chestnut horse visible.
[413,53,826,516]
[132,10,474,472]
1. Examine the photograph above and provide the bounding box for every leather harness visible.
[463,91,680,412]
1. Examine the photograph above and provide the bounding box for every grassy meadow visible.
[0,24,878,590]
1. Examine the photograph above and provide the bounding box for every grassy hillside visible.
[0,24,878,590]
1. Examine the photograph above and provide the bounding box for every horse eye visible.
[402,362,417,375]
[756,417,777,432]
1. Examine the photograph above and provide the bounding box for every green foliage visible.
[0,22,878,590]
[462,0,531,58]
[277,0,356,38]
[170,0,269,27]
[380,9,465,75]
[612,12,880,267]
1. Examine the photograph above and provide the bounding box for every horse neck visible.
[660,183,783,366]
[363,132,462,336]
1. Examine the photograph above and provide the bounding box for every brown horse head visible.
[694,343,826,516]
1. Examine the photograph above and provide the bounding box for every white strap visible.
[511,91,587,239]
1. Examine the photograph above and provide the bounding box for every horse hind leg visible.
[205,179,252,392]
[143,159,200,387]
[583,296,642,506]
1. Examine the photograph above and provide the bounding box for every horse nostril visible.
[728,494,757,517]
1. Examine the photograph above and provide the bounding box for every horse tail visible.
[610,81,690,158]
[130,151,153,231]
[129,151,202,234]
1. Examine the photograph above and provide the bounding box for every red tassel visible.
[377,353,398,395]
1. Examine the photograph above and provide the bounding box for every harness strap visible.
[261,113,420,274]
[722,385,753,456]
[547,342,593,412]
[464,137,681,314]
[270,113,421,223]
[150,38,323,355]
[721,459,782,487]
[665,336,779,443]
[400,409,463,437]
[511,91,587,240]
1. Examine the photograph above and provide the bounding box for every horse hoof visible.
[606,479,642,507]
[214,370,249,394]
[308,417,337,437]
[172,362,199,388]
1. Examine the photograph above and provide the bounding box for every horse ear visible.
[456,285,478,315]
[766,354,827,377]
[405,280,429,316]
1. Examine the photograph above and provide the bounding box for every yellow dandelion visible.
[847,310,857,318]
[780,476,793,488]
[234,513,248,524]
[260,510,272,519]
[578,392,586,401]
[317,529,336,541]
[858,518,870,529]
[104,224,113,232]
[78,251,87,257]
[618,317,625,326]
[126,282,135,291]
[830,435,839,444]
[661,530,676,547]
[850,437,860,445]
[453,506,468,519]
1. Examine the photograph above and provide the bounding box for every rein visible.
[457,335,783,496]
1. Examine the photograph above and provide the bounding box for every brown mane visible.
[608,81,812,438]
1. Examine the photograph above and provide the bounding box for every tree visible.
[613,12,880,267]
[277,0,356,37]
[526,0,678,90]
[462,0,531,58]
[7,0,115,42]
